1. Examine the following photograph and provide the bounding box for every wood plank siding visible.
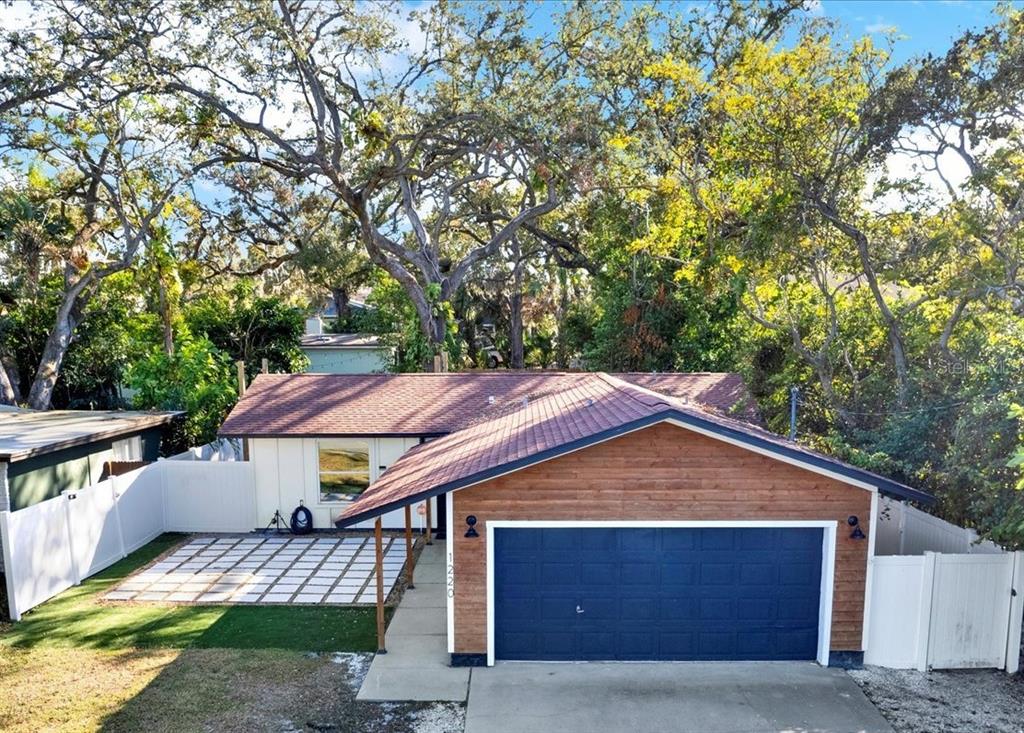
[451,421,871,654]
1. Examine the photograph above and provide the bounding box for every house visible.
[218,371,931,669]
[301,318,393,374]
[0,407,178,512]
[218,371,759,532]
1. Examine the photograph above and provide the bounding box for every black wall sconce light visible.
[848,515,866,540]
[465,515,479,538]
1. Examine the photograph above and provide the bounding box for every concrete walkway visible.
[465,661,893,733]
[356,541,471,702]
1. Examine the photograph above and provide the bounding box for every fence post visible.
[60,490,82,586]
[916,551,937,671]
[0,511,20,621]
[898,501,907,555]
[110,473,128,560]
[1006,551,1024,674]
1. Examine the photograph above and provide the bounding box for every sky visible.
[514,0,1014,65]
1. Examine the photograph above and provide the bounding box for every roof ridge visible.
[596,372,682,411]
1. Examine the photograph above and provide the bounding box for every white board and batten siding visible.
[250,437,437,531]
[865,551,1024,673]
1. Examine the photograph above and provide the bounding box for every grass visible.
[0,533,387,652]
[0,533,415,732]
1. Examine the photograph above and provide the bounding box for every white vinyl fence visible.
[865,551,1024,673]
[874,496,1001,556]
[1,459,255,621]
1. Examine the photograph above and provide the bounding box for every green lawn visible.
[0,533,386,652]
[0,534,416,732]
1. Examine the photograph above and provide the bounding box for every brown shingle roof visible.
[337,374,932,525]
[218,371,759,438]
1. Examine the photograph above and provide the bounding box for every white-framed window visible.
[317,439,370,503]
[112,436,143,461]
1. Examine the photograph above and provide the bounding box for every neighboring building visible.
[300,317,393,374]
[0,407,178,511]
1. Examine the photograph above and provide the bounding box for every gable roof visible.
[218,371,759,438]
[336,373,932,526]
[0,408,178,462]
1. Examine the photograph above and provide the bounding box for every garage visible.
[335,372,933,668]
[493,526,825,662]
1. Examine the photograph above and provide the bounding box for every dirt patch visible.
[0,646,180,733]
[0,646,463,733]
[101,648,464,733]
[849,666,1024,733]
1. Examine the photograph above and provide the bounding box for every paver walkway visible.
[105,534,405,605]
[356,541,471,701]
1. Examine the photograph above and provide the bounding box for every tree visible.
[186,284,308,381]
[96,0,601,364]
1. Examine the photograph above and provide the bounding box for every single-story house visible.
[300,331,393,374]
[218,371,931,669]
[218,371,759,532]
[0,407,178,512]
[301,316,393,374]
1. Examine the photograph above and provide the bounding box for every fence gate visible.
[928,554,1018,669]
[865,551,1024,672]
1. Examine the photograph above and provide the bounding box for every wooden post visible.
[432,354,442,372]
[374,517,387,654]
[425,499,433,545]
[404,505,415,589]
[236,361,246,397]
[261,357,269,374]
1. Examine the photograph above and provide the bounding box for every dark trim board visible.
[450,653,487,667]
[828,651,865,669]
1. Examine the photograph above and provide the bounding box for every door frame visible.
[486,519,838,666]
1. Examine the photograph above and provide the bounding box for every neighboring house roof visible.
[300,333,385,350]
[0,408,179,461]
[218,371,760,438]
[337,373,932,526]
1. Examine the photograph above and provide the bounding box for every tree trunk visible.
[0,355,18,406]
[814,201,911,405]
[331,286,351,327]
[26,272,94,410]
[509,244,525,370]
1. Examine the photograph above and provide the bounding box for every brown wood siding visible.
[451,421,871,655]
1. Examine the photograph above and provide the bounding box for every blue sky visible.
[513,0,1016,66]
[818,0,1012,63]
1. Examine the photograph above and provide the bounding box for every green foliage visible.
[185,283,309,381]
[126,338,236,450]
[2,272,145,408]
[363,273,461,372]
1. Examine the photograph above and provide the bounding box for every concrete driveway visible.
[464,661,894,733]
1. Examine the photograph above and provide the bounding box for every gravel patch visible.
[849,666,1024,733]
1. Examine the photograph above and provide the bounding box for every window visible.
[318,440,370,502]
[112,436,143,461]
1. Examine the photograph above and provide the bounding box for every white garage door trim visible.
[485,519,839,667]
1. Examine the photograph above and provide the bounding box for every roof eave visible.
[1,411,182,462]
[335,409,933,528]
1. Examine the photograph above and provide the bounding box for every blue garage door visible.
[494,526,823,661]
